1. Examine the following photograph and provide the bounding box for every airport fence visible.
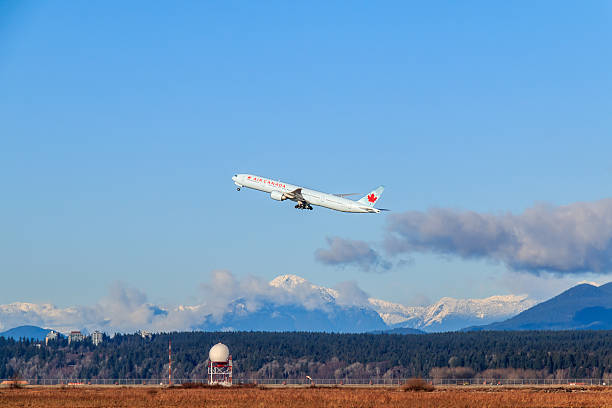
[1,378,611,386]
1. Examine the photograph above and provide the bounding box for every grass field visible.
[2,385,612,408]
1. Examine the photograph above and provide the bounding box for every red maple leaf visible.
[367,193,377,203]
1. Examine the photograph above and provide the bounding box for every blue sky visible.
[1,1,611,309]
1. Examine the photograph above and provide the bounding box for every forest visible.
[1,330,612,380]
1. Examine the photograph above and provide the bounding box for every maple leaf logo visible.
[367,193,377,203]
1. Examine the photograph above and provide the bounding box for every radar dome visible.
[209,343,230,362]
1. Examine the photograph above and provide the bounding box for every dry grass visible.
[179,382,226,389]
[1,385,612,407]
[401,378,435,392]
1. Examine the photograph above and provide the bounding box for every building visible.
[91,331,103,346]
[68,330,84,344]
[45,330,59,346]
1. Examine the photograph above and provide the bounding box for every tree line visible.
[1,330,612,380]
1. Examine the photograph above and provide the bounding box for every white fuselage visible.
[232,174,379,213]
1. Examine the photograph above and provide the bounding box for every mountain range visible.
[469,282,612,331]
[191,274,536,333]
[3,275,611,335]
[267,275,536,332]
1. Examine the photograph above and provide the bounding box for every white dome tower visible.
[209,343,230,362]
[208,343,233,386]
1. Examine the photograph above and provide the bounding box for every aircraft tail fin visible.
[357,186,384,207]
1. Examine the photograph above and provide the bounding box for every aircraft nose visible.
[232,175,237,182]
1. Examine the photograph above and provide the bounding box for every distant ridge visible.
[0,325,50,341]
[369,327,426,335]
[467,282,612,331]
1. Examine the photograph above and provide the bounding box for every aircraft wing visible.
[284,188,307,202]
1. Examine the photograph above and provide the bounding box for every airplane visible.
[232,173,387,213]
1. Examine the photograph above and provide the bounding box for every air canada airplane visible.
[232,174,387,213]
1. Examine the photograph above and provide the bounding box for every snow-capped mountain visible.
[270,275,537,332]
[0,274,536,334]
[371,294,536,332]
[269,274,338,302]
[198,274,387,332]
[367,298,425,326]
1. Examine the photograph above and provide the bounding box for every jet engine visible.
[270,191,285,201]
